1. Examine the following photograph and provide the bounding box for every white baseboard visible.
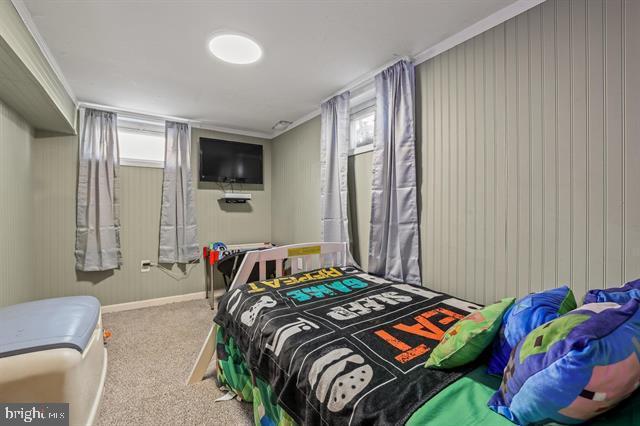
[102,291,207,313]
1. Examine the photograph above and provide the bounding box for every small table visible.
[204,242,273,309]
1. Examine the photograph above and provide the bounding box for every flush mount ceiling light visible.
[208,33,262,64]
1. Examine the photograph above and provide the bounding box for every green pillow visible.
[425,297,515,369]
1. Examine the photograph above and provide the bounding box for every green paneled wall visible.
[270,0,640,305]
[0,100,34,307]
[271,116,322,245]
[30,128,271,306]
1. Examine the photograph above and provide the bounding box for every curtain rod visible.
[78,101,194,125]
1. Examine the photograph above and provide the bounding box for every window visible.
[117,117,165,168]
[349,104,375,155]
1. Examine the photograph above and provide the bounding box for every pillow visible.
[487,286,576,375]
[488,300,640,425]
[583,278,640,304]
[425,297,515,369]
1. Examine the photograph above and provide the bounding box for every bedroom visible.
[0,0,639,425]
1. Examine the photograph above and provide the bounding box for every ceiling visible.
[23,0,516,136]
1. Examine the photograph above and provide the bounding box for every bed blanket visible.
[214,266,482,425]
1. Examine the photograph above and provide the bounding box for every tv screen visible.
[199,138,263,184]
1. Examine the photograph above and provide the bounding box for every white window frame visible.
[348,98,376,156]
[119,156,165,169]
[117,116,166,168]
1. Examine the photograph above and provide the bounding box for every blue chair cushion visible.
[0,296,101,358]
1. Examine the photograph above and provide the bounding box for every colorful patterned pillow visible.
[583,278,640,305]
[425,298,515,369]
[488,300,640,425]
[487,286,576,375]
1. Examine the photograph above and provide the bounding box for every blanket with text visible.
[214,266,482,425]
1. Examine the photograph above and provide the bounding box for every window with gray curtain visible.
[320,92,354,263]
[368,60,421,284]
[159,121,199,263]
[75,108,122,271]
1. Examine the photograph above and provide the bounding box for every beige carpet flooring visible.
[96,299,253,426]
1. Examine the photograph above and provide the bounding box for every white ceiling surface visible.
[24,0,515,135]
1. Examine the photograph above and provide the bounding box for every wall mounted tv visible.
[199,138,263,184]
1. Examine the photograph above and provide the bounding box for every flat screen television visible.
[199,138,263,184]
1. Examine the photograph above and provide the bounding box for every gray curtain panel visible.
[159,121,199,263]
[368,60,421,284]
[75,108,122,271]
[320,92,354,261]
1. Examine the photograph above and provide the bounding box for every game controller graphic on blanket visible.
[266,317,320,356]
[241,295,277,326]
[308,348,374,412]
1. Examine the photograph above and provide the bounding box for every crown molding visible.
[79,101,273,139]
[78,101,192,124]
[196,122,273,140]
[320,56,410,105]
[16,0,544,141]
[271,84,377,139]
[12,1,271,140]
[412,0,545,64]
[10,0,77,104]
[271,108,320,139]
[273,0,545,140]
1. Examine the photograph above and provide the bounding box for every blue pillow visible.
[583,278,640,305]
[487,286,576,375]
[488,300,640,425]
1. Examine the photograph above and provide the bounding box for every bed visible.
[190,243,640,425]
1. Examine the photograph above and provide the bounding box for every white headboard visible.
[229,242,349,290]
